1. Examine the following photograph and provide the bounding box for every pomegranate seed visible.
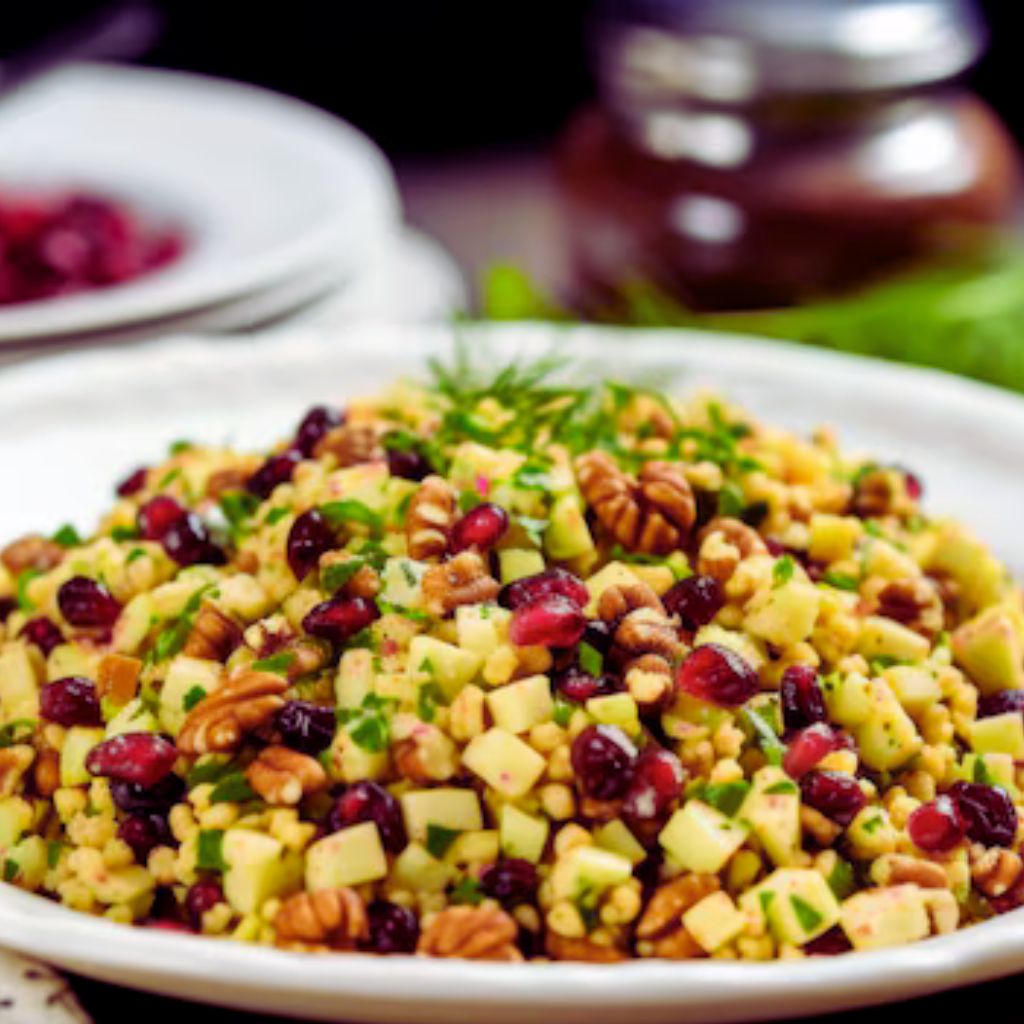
[553,666,619,703]
[161,512,225,567]
[510,595,586,648]
[451,503,509,553]
[799,770,866,826]
[276,700,336,755]
[116,466,148,497]
[40,677,101,727]
[662,575,724,631]
[804,927,853,956]
[623,746,685,821]
[899,466,924,501]
[783,724,840,778]
[328,781,406,852]
[676,644,759,707]
[571,724,637,801]
[19,616,64,655]
[118,814,172,861]
[363,900,419,953]
[57,576,121,628]
[908,795,967,852]
[145,920,190,933]
[780,665,828,732]
[85,732,178,786]
[386,448,434,482]
[247,450,302,499]
[480,859,539,906]
[186,880,225,930]
[303,596,379,645]
[499,567,588,611]
[294,406,343,457]
[978,690,1024,719]
[110,775,185,815]
[950,781,1018,847]
[138,495,185,540]
[286,509,336,580]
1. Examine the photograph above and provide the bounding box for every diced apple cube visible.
[499,804,549,863]
[683,891,746,952]
[744,581,821,648]
[304,822,388,891]
[857,616,930,664]
[462,728,546,798]
[659,800,749,873]
[486,674,553,733]
[408,636,482,701]
[839,885,930,951]
[549,844,633,902]
[970,713,1024,759]
[401,788,483,843]
[223,829,303,915]
[593,819,647,866]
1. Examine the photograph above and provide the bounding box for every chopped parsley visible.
[186,756,241,789]
[822,571,860,592]
[425,824,461,858]
[51,523,82,547]
[694,780,751,816]
[265,506,290,526]
[319,499,383,536]
[15,569,43,612]
[553,696,578,728]
[149,584,217,664]
[209,772,256,804]
[449,876,485,906]
[772,555,797,587]
[251,651,296,675]
[3,859,18,883]
[196,830,228,872]
[742,706,787,767]
[219,491,261,541]
[790,895,824,933]
[182,686,207,712]
[578,642,604,678]
[337,693,397,752]
[112,524,141,542]
[416,681,444,723]
[764,780,798,796]
[0,719,36,749]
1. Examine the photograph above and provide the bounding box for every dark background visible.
[1,0,1019,157]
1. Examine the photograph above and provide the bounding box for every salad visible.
[1,354,1022,962]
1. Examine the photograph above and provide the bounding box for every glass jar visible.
[558,0,1022,311]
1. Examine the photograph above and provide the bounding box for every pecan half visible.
[624,652,675,708]
[575,453,696,556]
[613,608,682,663]
[391,716,459,784]
[417,905,522,961]
[696,517,768,582]
[0,745,35,797]
[407,475,457,561]
[32,747,60,797]
[1,534,65,575]
[182,603,243,662]
[971,846,1023,899]
[873,853,948,889]
[800,805,842,847]
[850,468,914,519]
[177,670,287,755]
[246,744,328,805]
[421,551,500,617]
[275,888,368,948]
[636,873,718,959]
[545,933,628,962]
[597,582,664,623]
[314,424,384,467]
[874,579,944,639]
[96,653,143,705]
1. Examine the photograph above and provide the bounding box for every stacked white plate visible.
[0,64,465,356]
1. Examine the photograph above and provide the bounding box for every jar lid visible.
[595,0,987,102]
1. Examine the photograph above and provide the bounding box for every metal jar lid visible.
[594,0,988,104]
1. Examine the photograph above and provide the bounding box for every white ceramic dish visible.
[1,323,1024,1022]
[0,64,400,342]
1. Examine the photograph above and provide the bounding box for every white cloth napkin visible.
[0,949,90,1023]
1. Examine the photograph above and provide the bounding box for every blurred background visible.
[4,0,1024,389]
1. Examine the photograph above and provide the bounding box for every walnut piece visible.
[971,846,1023,898]
[391,715,459,784]
[636,873,718,960]
[575,453,696,556]
[417,905,522,961]
[314,424,384,467]
[275,888,368,948]
[613,608,682,663]
[623,652,675,708]
[874,579,944,639]
[421,551,500,617]
[205,467,255,500]
[0,745,35,797]
[177,670,287,755]
[873,853,948,889]
[545,932,628,962]
[182,603,243,662]
[406,475,457,561]
[597,581,664,623]
[318,550,380,600]
[696,517,768,582]
[800,805,842,847]
[246,744,328,805]
[1,534,65,575]
[32,747,60,798]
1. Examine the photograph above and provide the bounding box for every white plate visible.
[0,64,400,342]
[2,324,1024,1023]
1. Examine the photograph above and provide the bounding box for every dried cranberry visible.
[804,927,853,956]
[186,880,225,930]
[480,859,539,906]
[950,781,1018,848]
[662,575,724,632]
[110,774,185,815]
[908,795,967,853]
[0,597,15,621]
[509,595,586,648]
[247,450,302,499]
[571,724,637,801]
[386,448,434,482]
[57,576,121,628]
[623,746,685,821]
[553,666,618,703]
[40,676,101,727]
[276,700,336,755]
[294,406,342,457]
[362,900,419,954]
[286,508,336,580]
[138,495,185,540]
[328,781,406,852]
[161,512,225,566]
[799,770,866,826]
[581,618,614,655]
[499,567,588,611]
[118,813,172,861]
[85,732,178,786]
[303,596,379,646]
[19,616,63,655]
[676,644,759,707]
[783,723,840,778]
[780,665,828,732]
[116,466,148,497]
[978,690,1024,719]
[451,503,509,553]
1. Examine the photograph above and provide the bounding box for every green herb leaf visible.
[265,506,290,526]
[51,523,82,547]
[168,439,194,455]
[764,780,798,795]
[16,569,43,612]
[209,773,256,804]
[717,482,745,517]
[772,555,797,588]
[321,559,366,594]
[219,491,261,540]
[553,697,577,728]
[186,756,240,789]
[150,584,216,663]
[319,500,383,535]
[182,686,207,712]
[112,524,141,542]
[47,841,63,869]
[251,651,296,675]
[3,858,18,882]
[425,824,461,858]
[417,681,444,723]
[450,876,485,906]
[826,858,856,900]
[699,780,751,817]
[196,830,228,872]
[578,642,604,678]
[790,895,824,934]
[743,707,787,766]
[0,719,36,749]
[822,571,860,592]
